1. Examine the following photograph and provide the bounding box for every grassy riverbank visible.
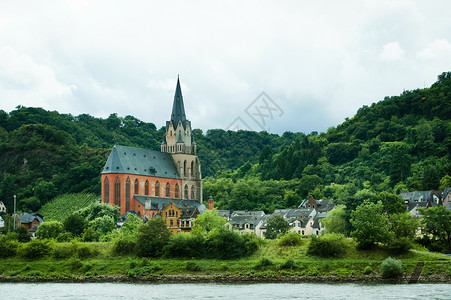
[1,239,450,283]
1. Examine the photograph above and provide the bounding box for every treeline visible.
[0,72,450,213]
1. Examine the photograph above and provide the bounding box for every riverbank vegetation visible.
[0,237,449,283]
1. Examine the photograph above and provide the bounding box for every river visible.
[1,282,450,299]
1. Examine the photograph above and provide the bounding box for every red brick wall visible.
[101,173,182,215]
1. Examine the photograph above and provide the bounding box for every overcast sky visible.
[1,0,450,135]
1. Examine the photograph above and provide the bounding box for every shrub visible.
[307,233,348,258]
[380,257,403,279]
[112,236,137,256]
[82,227,100,242]
[164,233,205,258]
[242,233,261,256]
[206,228,245,259]
[15,225,31,243]
[52,244,76,259]
[36,221,63,239]
[280,258,296,270]
[21,239,53,259]
[255,258,273,269]
[56,232,73,242]
[77,245,94,259]
[364,266,373,275]
[387,237,412,255]
[0,236,19,258]
[279,232,303,247]
[136,217,171,257]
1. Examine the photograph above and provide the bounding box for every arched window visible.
[134,179,139,195]
[114,176,121,207]
[155,181,160,197]
[126,177,130,211]
[184,184,189,199]
[183,160,187,177]
[191,185,195,200]
[175,183,179,198]
[104,177,109,204]
[191,161,194,177]
[145,180,149,196]
[170,219,174,227]
[165,182,170,197]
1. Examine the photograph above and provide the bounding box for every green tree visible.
[15,225,31,243]
[420,206,451,253]
[63,213,87,237]
[264,215,290,239]
[88,215,116,236]
[136,216,171,257]
[350,201,393,249]
[439,175,451,190]
[192,209,226,236]
[36,221,63,239]
[322,205,347,235]
[377,192,406,214]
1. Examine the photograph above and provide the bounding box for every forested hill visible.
[0,72,450,213]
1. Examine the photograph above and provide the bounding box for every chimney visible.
[145,197,151,210]
[208,195,214,210]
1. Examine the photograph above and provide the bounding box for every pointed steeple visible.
[171,75,187,127]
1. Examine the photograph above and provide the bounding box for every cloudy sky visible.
[1,0,450,135]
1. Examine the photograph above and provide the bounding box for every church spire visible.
[171,75,187,127]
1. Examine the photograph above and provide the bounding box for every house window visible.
[191,185,195,200]
[302,230,304,235]
[184,184,189,199]
[184,160,187,177]
[166,182,170,197]
[134,179,139,195]
[191,161,194,177]
[170,219,174,227]
[145,180,149,196]
[155,181,160,197]
[175,183,179,198]
[114,177,121,207]
[104,177,109,204]
[126,177,130,211]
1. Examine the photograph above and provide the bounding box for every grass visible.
[0,238,450,281]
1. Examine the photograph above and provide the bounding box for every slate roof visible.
[134,196,206,216]
[102,145,180,179]
[168,76,191,131]
[229,214,264,229]
[18,212,44,224]
[400,190,441,206]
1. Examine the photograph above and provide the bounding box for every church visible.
[101,77,212,234]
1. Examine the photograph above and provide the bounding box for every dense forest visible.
[0,72,450,214]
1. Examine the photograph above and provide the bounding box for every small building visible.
[400,190,442,207]
[16,212,44,230]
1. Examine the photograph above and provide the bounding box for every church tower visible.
[161,76,202,203]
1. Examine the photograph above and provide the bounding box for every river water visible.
[1,282,450,299]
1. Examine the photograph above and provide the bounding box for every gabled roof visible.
[102,145,180,179]
[17,212,43,224]
[400,190,441,205]
[229,214,264,229]
[134,196,206,216]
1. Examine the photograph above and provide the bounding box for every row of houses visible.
[218,197,335,238]
[401,187,451,217]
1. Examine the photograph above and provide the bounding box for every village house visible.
[225,210,265,235]
[400,190,445,216]
[100,77,208,233]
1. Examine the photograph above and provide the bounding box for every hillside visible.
[0,71,450,213]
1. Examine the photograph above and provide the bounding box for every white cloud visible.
[417,38,451,59]
[0,46,75,111]
[379,42,405,61]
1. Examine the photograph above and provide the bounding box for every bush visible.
[364,265,373,275]
[164,233,205,258]
[206,228,245,259]
[136,217,171,257]
[56,232,73,242]
[387,237,412,255]
[15,225,31,243]
[20,239,53,259]
[77,245,95,259]
[380,257,403,279]
[307,233,348,258]
[0,236,19,258]
[255,258,273,269]
[52,243,76,259]
[36,221,63,239]
[280,258,296,270]
[242,233,261,256]
[82,227,100,242]
[112,236,137,256]
[279,232,303,247]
